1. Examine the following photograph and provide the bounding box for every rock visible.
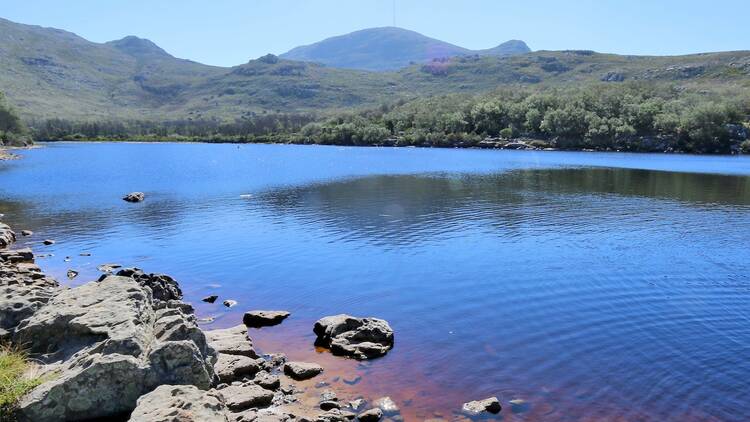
[313,315,394,359]
[223,299,238,308]
[220,384,274,411]
[128,385,229,422]
[283,361,324,380]
[373,397,399,416]
[320,401,341,411]
[243,310,291,328]
[203,295,219,303]
[14,276,216,421]
[123,192,145,203]
[96,263,121,273]
[357,408,383,422]
[42,239,55,245]
[205,325,258,358]
[601,71,626,82]
[348,399,365,411]
[115,267,183,301]
[461,397,502,416]
[0,223,17,249]
[253,371,281,390]
[21,230,33,236]
[215,353,264,383]
[66,269,78,279]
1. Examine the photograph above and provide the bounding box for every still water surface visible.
[1,143,750,421]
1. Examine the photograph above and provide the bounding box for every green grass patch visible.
[0,344,43,419]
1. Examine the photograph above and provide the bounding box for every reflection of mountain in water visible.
[250,168,750,248]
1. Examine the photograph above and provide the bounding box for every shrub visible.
[0,344,43,418]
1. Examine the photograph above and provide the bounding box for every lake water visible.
[2,143,750,421]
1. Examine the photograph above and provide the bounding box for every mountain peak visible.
[106,36,171,58]
[280,27,530,71]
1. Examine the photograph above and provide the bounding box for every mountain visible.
[0,17,749,122]
[280,27,531,71]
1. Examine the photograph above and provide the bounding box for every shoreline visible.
[0,219,500,421]
[35,137,750,156]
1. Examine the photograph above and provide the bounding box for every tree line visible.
[25,83,750,154]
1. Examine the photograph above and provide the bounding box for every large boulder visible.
[114,267,183,302]
[128,385,229,422]
[13,276,216,421]
[313,315,394,359]
[243,310,290,328]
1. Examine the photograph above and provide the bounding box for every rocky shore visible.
[0,220,502,421]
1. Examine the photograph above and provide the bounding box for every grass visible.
[0,343,43,420]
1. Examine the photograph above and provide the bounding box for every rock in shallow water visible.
[203,294,218,303]
[243,310,291,328]
[357,408,383,422]
[283,361,324,380]
[223,299,238,308]
[123,192,145,203]
[462,397,502,415]
[128,385,229,422]
[313,314,394,359]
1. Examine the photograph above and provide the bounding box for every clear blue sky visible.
[3,0,749,67]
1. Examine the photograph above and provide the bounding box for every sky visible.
[2,0,749,67]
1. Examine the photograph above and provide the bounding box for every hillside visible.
[280,27,530,71]
[1,17,749,123]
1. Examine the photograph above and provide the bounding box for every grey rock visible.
[97,263,122,273]
[373,397,399,416]
[205,325,258,358]
[21,230,33,237]
[348,399,365,411]
[66,269,78,280]
[320,401,341,411]
[283,361,324,380]
[14,276,216,421]
[128,385,229,422]
[461,397,502,415]
[220,384,274,411]
[253,371,281,390]
[224,299,238,308]
[123,192,145,202]
[313,315,394,359]
[115,267,183,302]
[203,295,219,303]
[0,223,16,248]
[42,239,55,245]
[243,310,290,328]
[215,353,264,383]
[357,408,383,422]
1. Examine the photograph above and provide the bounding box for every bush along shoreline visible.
[27,83,750,155]
[0,218,505,421]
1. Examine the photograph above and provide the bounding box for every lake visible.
[2,142,750,421]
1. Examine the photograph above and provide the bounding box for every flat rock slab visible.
[243,310,290,328]
[129,385,229,422]
[215,353,264,383]
[205,325,258,358]
[462,397,502,415]
[220,384,274,411]
[283,361,324,380]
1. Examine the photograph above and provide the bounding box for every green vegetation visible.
[33,83,750,154]
[0,344,42,419]
[0,92,32,147]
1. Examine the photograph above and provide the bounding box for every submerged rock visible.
[42,239,55,246]
[203,294,219,303]
[313,314,394,359]
[283,361,324,380]
[66,269,78,279]
[96,263,122,273]
[21,230,33,237]
[243,310,290,328]
[123,192,145,203]
[462,397,502,416]
[128,385,229,422]
[223,299,238,308]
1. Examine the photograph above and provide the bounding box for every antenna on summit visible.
[392,0,396,27]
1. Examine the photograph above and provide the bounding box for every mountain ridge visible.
[280,27,531,71]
